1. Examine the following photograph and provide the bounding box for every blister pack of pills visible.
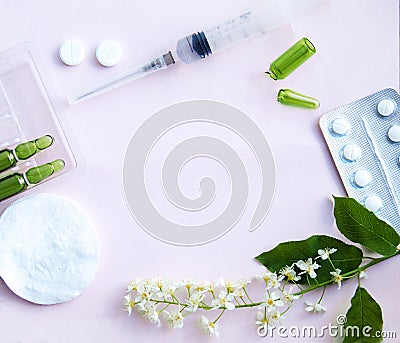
[0,43,78,211]
[320,88,400,233]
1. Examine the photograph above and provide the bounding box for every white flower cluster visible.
[255,269,299,331]
[124,276,252,337]
[253,247,341,333]
[124,247,345,337]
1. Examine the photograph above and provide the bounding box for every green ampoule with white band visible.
[0,174,26,201]
[0,135,54,173]
[0,159,65,201]
[26,159,65,184]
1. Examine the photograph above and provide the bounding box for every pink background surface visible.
[0,0,399,342]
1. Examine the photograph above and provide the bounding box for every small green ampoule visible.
[0,159,65,201]
[266,38,316,80]
[26,159,65,184]
[14,135,54,160]
[277,89,320,110]
[0,174,27,201]
[0,150,16,173]
[0,135,54,173]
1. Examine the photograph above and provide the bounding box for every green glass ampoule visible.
[14,135,54,160]
[26,159,65,184]
[0,150,16,173]
[0,174,27,201]
[266,38,316,80]
[277,89,320,110]
[0,135,54,174]
[0,159,65,201]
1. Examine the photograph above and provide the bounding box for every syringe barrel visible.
[176,0,328,64]
[176,0,288,64]
[204,0,288,53]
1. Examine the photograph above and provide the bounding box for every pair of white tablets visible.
[59,40,121,67]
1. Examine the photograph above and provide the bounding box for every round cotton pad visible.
[0,193,99,305]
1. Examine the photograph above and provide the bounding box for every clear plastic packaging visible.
[0,42,77,211]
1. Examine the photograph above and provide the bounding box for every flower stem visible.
[213,310,225,323]
[317,286,326,304]
[327,256,337,271]
[244,287,254,303]
[143,251,399,312]
[293,250,400,297]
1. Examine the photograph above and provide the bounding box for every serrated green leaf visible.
[334,197,400,256]
[255,235,362,284]
[343,286,383,343]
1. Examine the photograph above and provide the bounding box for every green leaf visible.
[334,196,400,256]
[343,286,383,343]
[255,235,362,284]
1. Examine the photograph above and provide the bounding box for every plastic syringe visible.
[69,0,326,105]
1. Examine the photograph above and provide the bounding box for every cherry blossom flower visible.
[317,248,337,260]
[199,316,219,337]
[211,291,235,310]
[296,258,321,279]
[330,269,343,290]
[305,301,327,313]
[164,308,184,329]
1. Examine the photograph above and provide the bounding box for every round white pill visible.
[364,195,382,213]
[342,143,362,162]
[331,117,351,136]
[59,40,85,66]
[353,170,372,188]
[377,99,396,117]
[96,40,122,67]
[388,125,400,142]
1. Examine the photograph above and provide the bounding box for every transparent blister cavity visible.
[0,116,24,148]
[0,82,25,146]
[0,82,13,115]
[320,88,400,233]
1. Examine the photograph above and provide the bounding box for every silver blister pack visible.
[320,88,400,233]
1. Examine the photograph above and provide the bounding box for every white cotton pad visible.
[59,40,85,66]
[0,193,99,305]
[96,40,121,67]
